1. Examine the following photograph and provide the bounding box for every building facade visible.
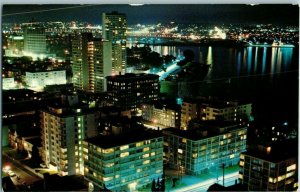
[239,141,298,191]
[142,102,181,128]
[102,11,127,74]
[106,73,159,111]
[72,33,112,93]
[23,24,47,55]
[83,130,163,191]
[40,95,98,176]
[163,123,248,175]
[25,70,67,90]
[180,99,252,130]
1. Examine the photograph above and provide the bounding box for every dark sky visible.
[2,4,299,25]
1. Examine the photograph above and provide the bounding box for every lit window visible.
[286,171,295,178]
[287,164,296,172]
[136,142,143,147]
[151,152,155,156]
[178,149,183,154]
[103,148,114,154]
[143,154,149,158]
[182,138,187,143]
[120,145,129,150]
[240,154,244,160]
[192,153,197,158]
[143,160,150,165]
[143,147,150,152]
[120,152,129,158]
[239,161,244,166]
[269,177,277,183]
[239,174,243,179]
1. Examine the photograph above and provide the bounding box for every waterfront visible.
[148,45,298,122]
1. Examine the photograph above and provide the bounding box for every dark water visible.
[152,45,299,122]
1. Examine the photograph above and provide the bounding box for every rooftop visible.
[106,73,159,80]
[242,139,298,163]
[163,121,246,141]
[85,129,162,149]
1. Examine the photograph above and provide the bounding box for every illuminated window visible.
[120,145,129,150]
[286,171,295,178]
[103,148,114,154]
[192,153,197,158]
[115,174,120,178]
[151,152,155,156]
[143,160,150,165]
[239,174,243,179]
[178,149,183,154]
[143,154,149,158]
[239,161,244,166]
[143,147,150,152]
[182,138,187,143]
[269,177,277,183]
[120,152,129,158]
[137,169,141,173]
[277,175,286,182]
[240,154,244,160]
[103,177,113,181]
[136,142,143,147]
[156,169,162,173]
[287,164,296,171]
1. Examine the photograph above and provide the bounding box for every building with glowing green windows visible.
[163,121,248,175]
[83,129,163,191]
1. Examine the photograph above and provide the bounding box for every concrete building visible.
[163,121,248,175]
[239,140,298,191]
[5,35,24,56]
[106,73,159,111]
[141,101,181,128]
[23,24,47,56]
[180,98,252,130]
[83,127,163,191]
[40,94,98,176]
[3,78,16,90]
[71,33,112,93]
[25,70,67,91]
[102,11,127,74]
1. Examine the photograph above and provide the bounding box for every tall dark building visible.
[106,73,159,111]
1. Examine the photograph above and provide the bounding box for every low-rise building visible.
[163,121,248,175]
[239,139,298,191]
[141,100,181,128]
[25,70,67,91]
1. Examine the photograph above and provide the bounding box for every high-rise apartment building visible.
[102,11,127,74]
[163,121,248,175]
[239,140,298,191]
[40,94,98,176]
[83,128,163,191]
[106,73,159,111]
[23,23,47,55]
[71,33,112,93]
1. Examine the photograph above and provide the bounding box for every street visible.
[2,154,42,188]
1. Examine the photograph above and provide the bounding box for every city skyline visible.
[2,4,299,25]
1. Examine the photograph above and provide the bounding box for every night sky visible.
[2,4,299,25]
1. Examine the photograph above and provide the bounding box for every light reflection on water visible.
[142,45,296,80]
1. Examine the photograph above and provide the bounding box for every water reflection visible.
[135,45,295,79]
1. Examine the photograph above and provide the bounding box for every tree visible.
[151,179,156,192]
